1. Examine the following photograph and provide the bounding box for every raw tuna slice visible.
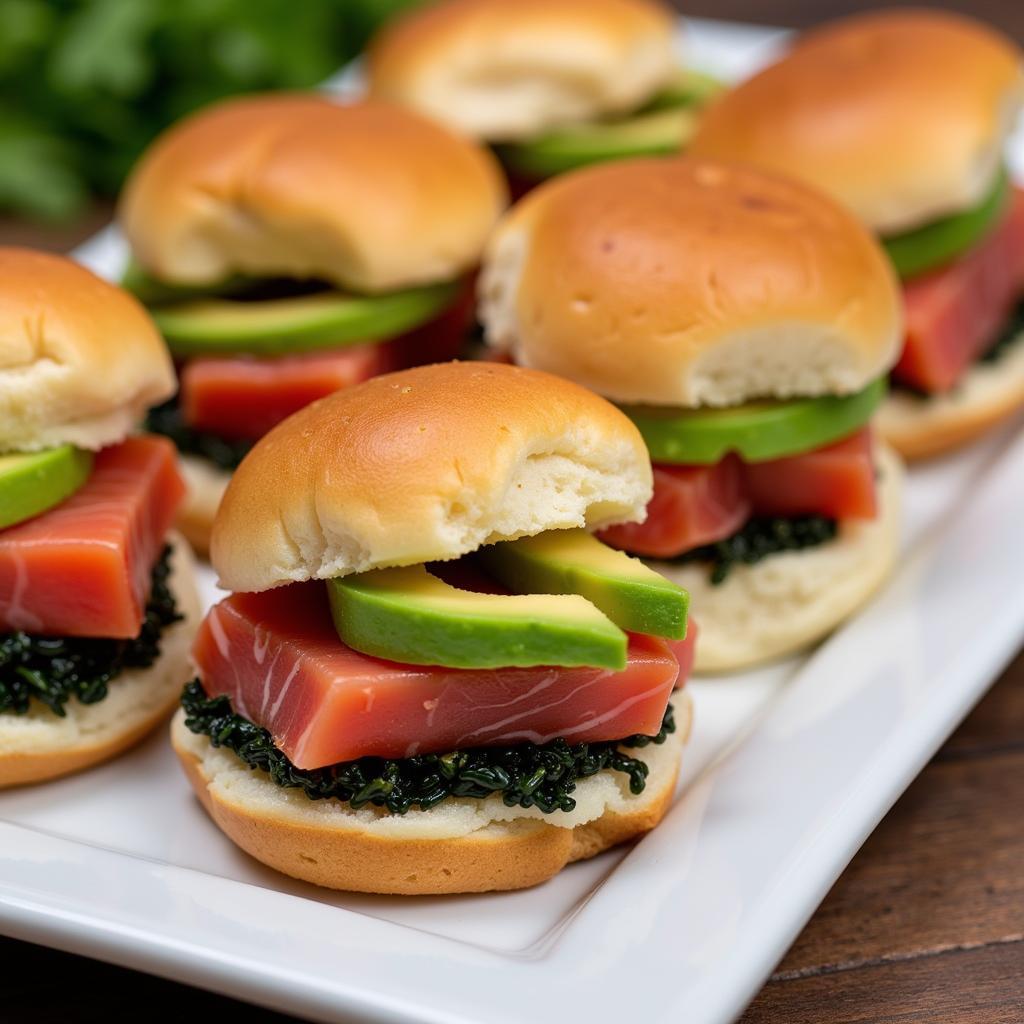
[193,583,683,768]
[744,428,877,520]
[896,188,1024,393]
[600,456,750,559]
[0,435,184,638]
[181,346,389,440]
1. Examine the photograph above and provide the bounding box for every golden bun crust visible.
[481,158,902,406]
[120,95,507,292]
[212,362,652,592]
[0,248,175,452]
[690,10,1024,233]
[367,0,677,141]
[879,336,1024,460]
[0,535,200,788]
[659,445,902,672]
[170,694,690,895]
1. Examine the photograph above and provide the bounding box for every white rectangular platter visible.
[2,18,1024,1024]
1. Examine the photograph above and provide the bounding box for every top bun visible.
[212,362,652,593]
[366,0,677,141]
[0,248,175,452]
[480,158,902,407]
[690,10,1024,234]
[119,95,508,293]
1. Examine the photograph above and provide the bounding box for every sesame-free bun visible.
[480,158,902,407]
[658,445,902,673]
[212,362,653,592]
[173,455,230,557]
[690,10,1024,234]
[0,248,175,452]
[171,692,690,895]
[366,0,677,142]
[878,333,1024,460]
[120,95,507,293]
[0,535,200,788]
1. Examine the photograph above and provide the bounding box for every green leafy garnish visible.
[182,681,676,816]
[0,546,181,717]
[670,516,839,585]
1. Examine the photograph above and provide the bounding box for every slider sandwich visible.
[367,0,721,186]
[0,249,199,787]
[481,158,905,671]
[690,10,1024,458]
[172,362,695,894]
[119,94,507,550]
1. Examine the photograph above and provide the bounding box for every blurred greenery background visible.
[0,0,420,224]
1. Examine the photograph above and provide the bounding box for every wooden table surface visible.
[3,3,1024,1022]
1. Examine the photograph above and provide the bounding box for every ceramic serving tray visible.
[2,18,1023,1024]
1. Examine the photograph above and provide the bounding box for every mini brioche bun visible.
[480,157,902,407]
[171,692,690,895]
[366,0,677,142]
[212,362,653,593]
[0,534,201,789]
[175,454,230,557]
[657,444,902,673]
[878,334,1024,460]
[119,95,507,293]
[689,10,1024,234]
[0,248,175,453]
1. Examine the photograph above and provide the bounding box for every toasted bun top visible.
[0,248,175,452]
[119,95,508,292]
[479,158,902,407]
[366,0,677,141]
[212,362,652,592]
[690,10,1024,234]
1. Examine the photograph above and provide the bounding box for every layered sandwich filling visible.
[0,436,186,717]
[603,380,885,580]
[184,530,693,815]
[125,267,475,471]
[883,173,1024,395]
[498,69,722,184]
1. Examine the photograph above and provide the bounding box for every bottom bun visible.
[170,693,692,895]
[878,335,1024,460]
[176,455,231,556]
[654,443,903,673]
[0,533,202,788]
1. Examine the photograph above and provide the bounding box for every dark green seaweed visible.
[181,681,676,816]
[146,398,253,472]
[670,516,839,585]
[0,546,181,717]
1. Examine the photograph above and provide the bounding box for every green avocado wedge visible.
[0,446,93,530]
[498,68,723,180]
[149,281,459,357]
[121,260,254,306]
[621,378,886,465]
[882,168,1011,280]
[327,564,627,670]
[499,107,697,180]
[479,530,689,640]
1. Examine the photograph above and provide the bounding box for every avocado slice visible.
[121,260,255,306]
[479,530,689,639]
[882,168,1011,279]
[498,68,723,180]
[643,67,726,112]
[499,107,697,180]
[0,445,93,530]
[327,564,627,669]
[150,280,459,357]
[621,377,886,465]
